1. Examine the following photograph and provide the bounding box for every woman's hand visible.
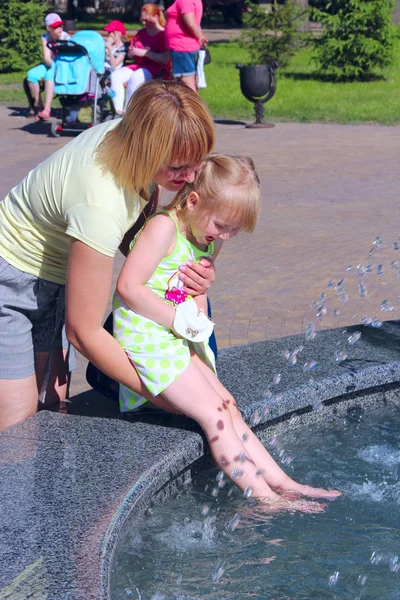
[129,46,147,58]
[179,258,215,296]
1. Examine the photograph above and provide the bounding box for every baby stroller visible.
[48,30,115,137]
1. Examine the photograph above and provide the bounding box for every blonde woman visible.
[0,80,215,431]
[111,4,171,115]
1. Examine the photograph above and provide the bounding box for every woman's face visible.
[153,162,203,192]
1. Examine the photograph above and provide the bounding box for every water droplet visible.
[339,292,349,303]
[238,453,246,463]
[227,513,241,532]
[327,281,334,287]
[389,555,399,572]
[303,360,318,371]
[377,264,384,276]
[358,282,367,299]
[269,435,279,449]
[242,433,249,442]
[231,468,244,480]
[371,319,382,328]
[380,299,394,312]
[335,278,345,291]
[335,350,348,363]
[243,487,253,498]
[216,471,226,488]
[393,242,399,250]
[332,308,340,318]
[211,561,225,583]
[305,323,316,340]
[201,504,210,516]
[176,574,183,585]
[211,487,219,497]
[391,260,399,268]
[358,574,368,586]
[272,373,281,385]
[371,551,383,565]
[256,469,265,477]
[316,305,328,318]
[346,265,352,271]
[328,571,340,587]
[348,332,361,345]
[124,590,133,598]
[361,316,372,325]
[250,409,261,426]
[283,349,291,359]
[288,352,297,366]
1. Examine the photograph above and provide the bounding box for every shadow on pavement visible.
[214,118,247,126]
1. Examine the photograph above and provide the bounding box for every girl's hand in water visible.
[179,258,215,295]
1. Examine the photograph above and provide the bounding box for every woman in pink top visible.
[110,4,171,115]
[165,0,207,91]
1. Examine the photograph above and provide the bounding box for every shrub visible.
[239,0,309,68]
[0,0,45,73]
[310,0,397,80]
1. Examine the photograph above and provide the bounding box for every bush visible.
[0,0,45,73]
[239,0,308,68]
[310,0,397,80]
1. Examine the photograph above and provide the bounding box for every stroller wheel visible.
[50,121,62,138]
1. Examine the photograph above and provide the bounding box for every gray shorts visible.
[0,256,76,379]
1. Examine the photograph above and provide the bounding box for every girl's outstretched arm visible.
[116,213,177,328]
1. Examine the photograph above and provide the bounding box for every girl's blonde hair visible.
[142,3,166,27]
[164,154,261,232]
[96,80,215,201]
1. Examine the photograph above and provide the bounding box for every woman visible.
[26,13,71,119]
[110,4,171,116]
[165,0,207,91]
[103,20,127,72]
[0,80,215,431]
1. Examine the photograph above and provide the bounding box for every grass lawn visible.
[2,40,400,124]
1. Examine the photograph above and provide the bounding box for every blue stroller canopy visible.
[53,30,105,96]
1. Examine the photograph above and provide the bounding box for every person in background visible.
[26,13,70,119]
[165,0,207,91]
[111,4,171,116]
[103,20,127,72]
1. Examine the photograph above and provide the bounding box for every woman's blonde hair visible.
[142,3,166,27]
[164,154,261,232]
[96,80,215,201]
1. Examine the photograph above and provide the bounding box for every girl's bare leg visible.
[192,355,341,500]
[180,74,197,92]
[27,81,42,107]
[153,360,289,501]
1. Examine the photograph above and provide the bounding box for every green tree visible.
[239,0,309,68]
[0,0,45,73]
[310,0,396,80]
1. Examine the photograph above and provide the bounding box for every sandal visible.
[36,108,51,121]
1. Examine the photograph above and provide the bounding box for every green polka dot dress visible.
[113,211,216,412]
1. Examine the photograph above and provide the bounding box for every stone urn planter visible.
[236,62,278,129]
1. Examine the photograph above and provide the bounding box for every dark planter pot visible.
[236,63,278,129]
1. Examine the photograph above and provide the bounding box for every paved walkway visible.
[0,106,399,396]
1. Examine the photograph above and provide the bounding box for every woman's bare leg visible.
[0,376,38,431]
[180,74,197,92]
[43,80,55,114]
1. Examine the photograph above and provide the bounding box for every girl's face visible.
[187,195,241,245]
[141,10,157,28]
[153,162,203,192]
[48,25,63,41]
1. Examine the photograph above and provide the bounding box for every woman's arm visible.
[116,214,177,328]
[42,37,53,68]
[181,12,207,46]
[65,240,150,396]
[129,46,171,65]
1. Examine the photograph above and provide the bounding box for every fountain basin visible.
[1,322,400,599]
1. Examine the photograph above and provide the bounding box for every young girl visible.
[113,155,341,511]
[103,20,127,72]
